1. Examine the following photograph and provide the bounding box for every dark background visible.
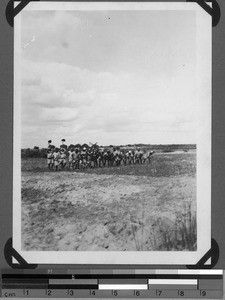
[0,0,224,270]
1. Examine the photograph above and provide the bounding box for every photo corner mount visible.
[186,0,221,26]
[4,237,38,269]
[5,0,40,27]
[186,239,219,269]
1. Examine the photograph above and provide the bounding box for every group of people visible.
[46,140,154,171]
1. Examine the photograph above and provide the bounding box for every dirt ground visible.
[21,152,196,251]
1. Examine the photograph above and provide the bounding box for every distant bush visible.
[21,148,47,159]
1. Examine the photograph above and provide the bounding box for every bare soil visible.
[21,152,196,251]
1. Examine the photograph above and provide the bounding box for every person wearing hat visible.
[48,140,52,149]
[60,139,67,150]
[48,140,55,151]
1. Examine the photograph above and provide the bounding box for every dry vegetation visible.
[21,151,196,251]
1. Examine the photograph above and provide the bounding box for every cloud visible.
[21,59,141,146]
[21,56,198,147]
[22,60,97,109]
[20,7,197,148]
[41,107,79,122]
[62,89,96,107]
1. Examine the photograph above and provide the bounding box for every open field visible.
[21,151,196,251]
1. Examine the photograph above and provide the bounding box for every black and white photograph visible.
[13,2,211,264]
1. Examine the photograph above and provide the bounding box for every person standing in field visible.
[138,148,144,164]
[68,148,74,170]
[73,148,80,169]
[48,140,55,152]
[134,148,139,164]
[80,147,87,169]
[60,138,67,150]
[60,148,67,169]
[53,148,60,171]
[134,148,143,164]
[48,140,55,149]
[47,149,54,170]
[48,140,52,149]
[147,150,155,163]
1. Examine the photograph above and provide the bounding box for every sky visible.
[20,8,197,149]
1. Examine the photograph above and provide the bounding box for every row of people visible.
[46,146,154,171]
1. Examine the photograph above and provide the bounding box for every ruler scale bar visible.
[99,284,148,290]
[73,274,223,279]
[1,289,223,298]
[1,270,223,299]
[99,279,148,284]
[2,279,49,284]
[2,274,72,279]
[2,274,223,279]
[2,285,49,289]
[48,284,99,290]
[2,269,223,275]
[49,279,98,285]
[148,279,198,285]
[148,284,198,290]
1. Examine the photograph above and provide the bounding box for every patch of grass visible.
[129,202,197,251]
[22,158,48,172]
[163,149,175,153]
[156,203,197,251]
[22,153,196,177]
[21,187,48,204]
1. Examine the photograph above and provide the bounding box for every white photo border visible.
[13,2,211,265]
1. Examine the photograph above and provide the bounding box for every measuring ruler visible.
[1,269,223,298]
